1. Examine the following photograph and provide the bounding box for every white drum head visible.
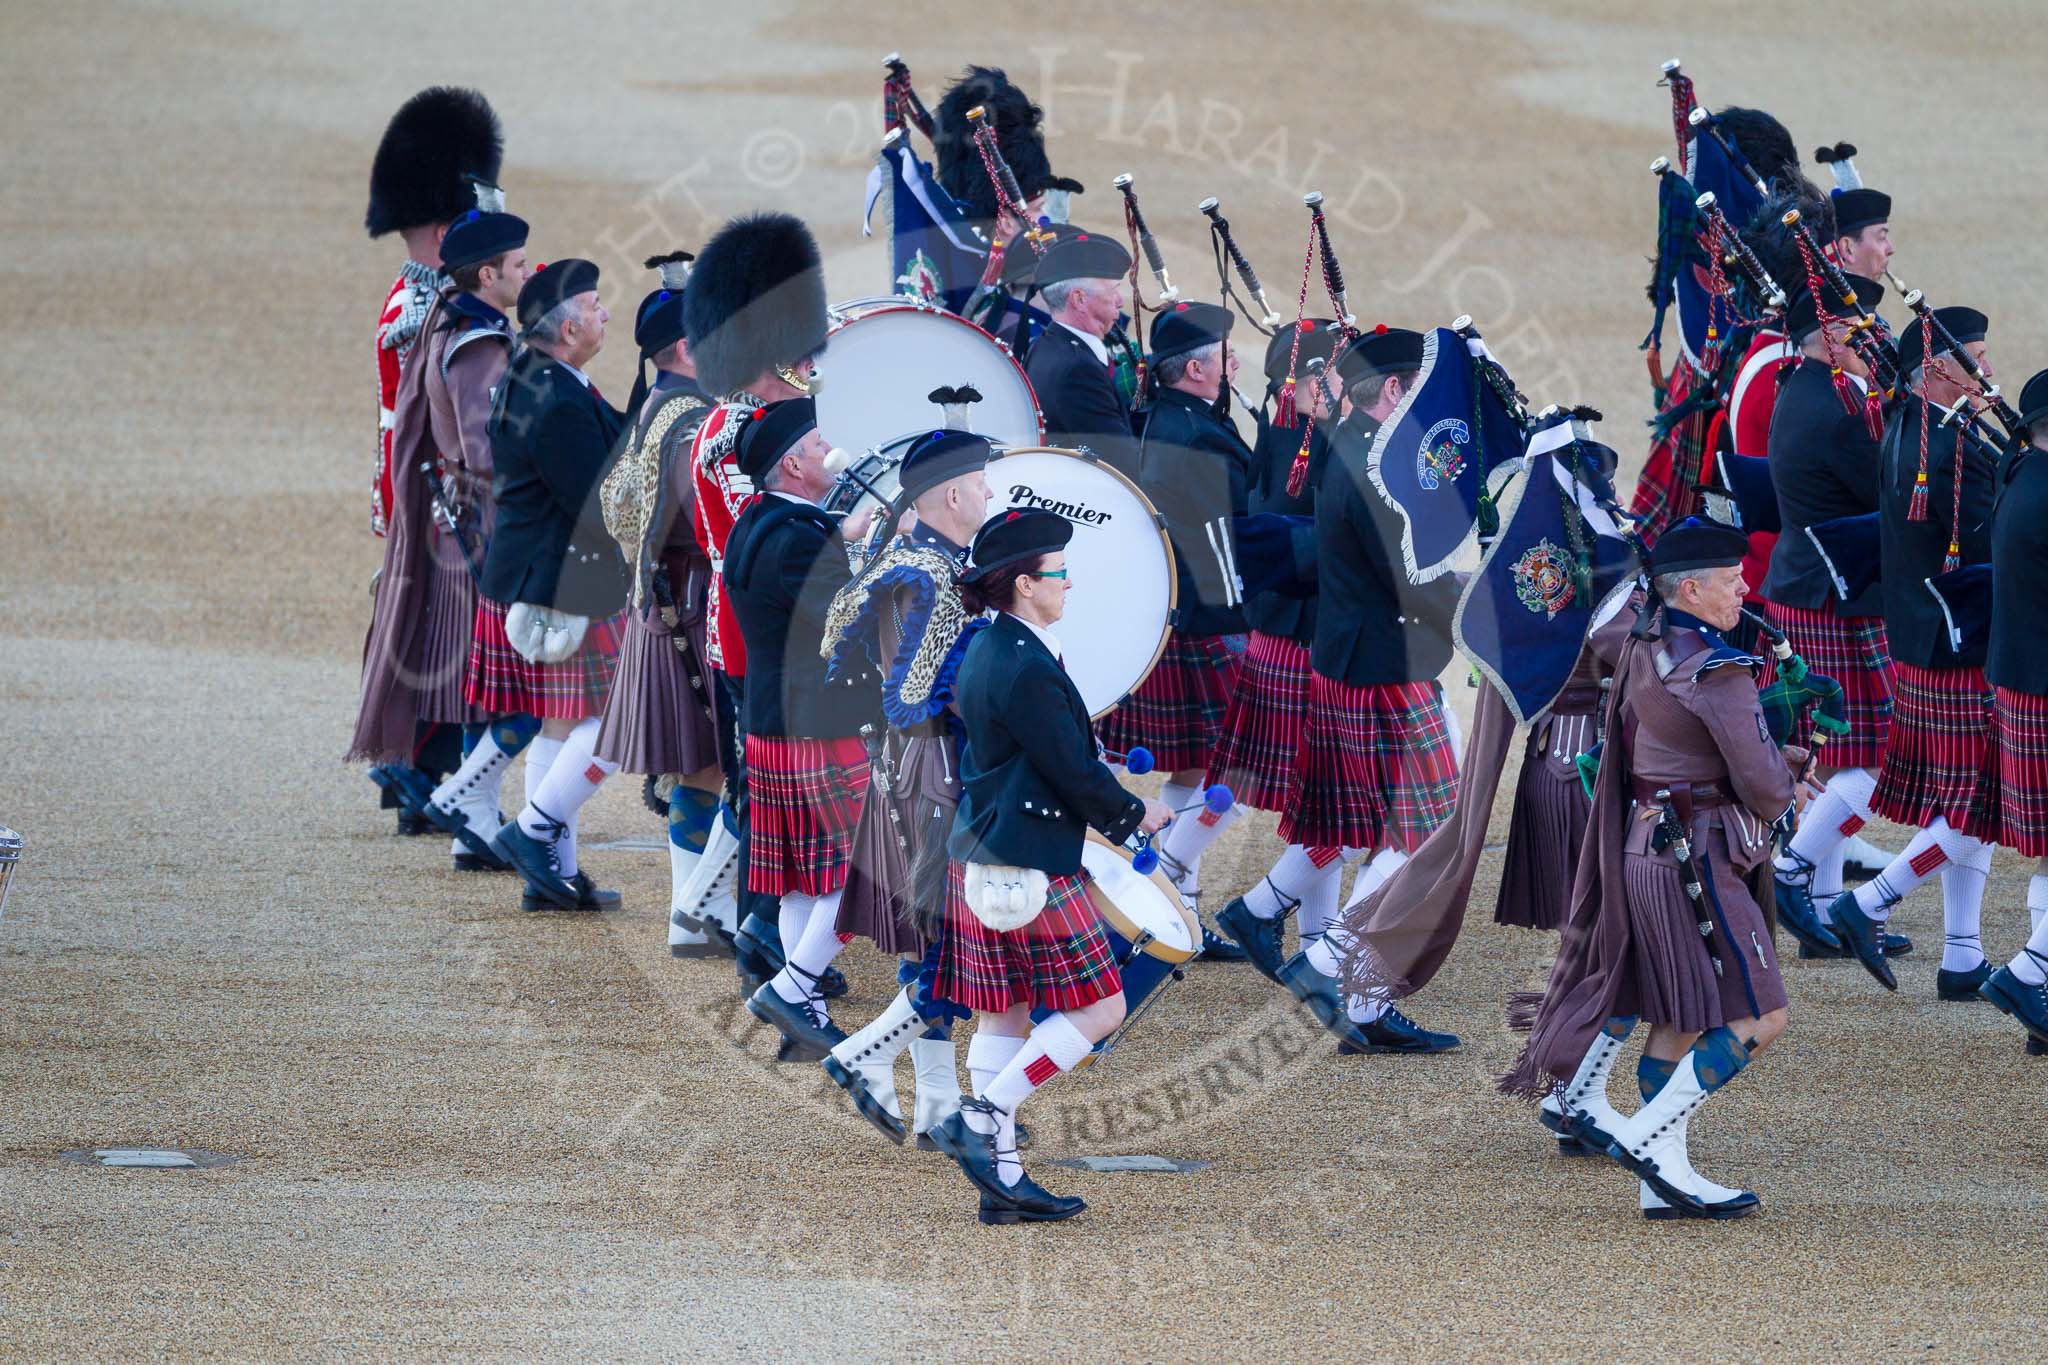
[1079,835,1199,961]
[813,305,1043,456]
[983,448,1175,719]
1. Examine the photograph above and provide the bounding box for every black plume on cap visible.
[365,86,503,237]
[683,212,829,397]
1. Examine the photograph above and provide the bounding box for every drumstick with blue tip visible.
[1125,785,1234,876]
[1102,745,1155,776]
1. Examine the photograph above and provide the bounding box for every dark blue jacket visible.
[948,613,1146,875]
[723,494,879,738]
[481,349,629,615]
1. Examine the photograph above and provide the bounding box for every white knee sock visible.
[1160,801,1242,893]
[1812,843,1849,905]
[777,893,814,968]
[966,1031,1025,1102]
[1244,845,1342,920]
[1156,781,1199,889]
[1776,767,1877,883]
[1304,925,1347,978]
[2008,891,2048,987]
[1853,818,1982,922]
[772,889,850,1004]
[974,1012,1094,1186]
[1940,841,1993,971]
[1346,989,1389,1024]
[523,734,563,809]
[517,719,615,877]
[1343,847,1410,912]
[1297,860,1344,940]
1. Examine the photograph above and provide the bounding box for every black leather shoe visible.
[453,850,510,873]
[1802,929,1911,959]
[821,1055,908,1146]
[424,801,509,871]
[1217,897,1289,983]
[1275,952,1343,1028]
[1775,878,1844,956]
[1842,846,1888,884]
[2028,1035,2047,1056]
[1936,960,1992,1001]
[1335,1006,1461,1054]
[978,1172,1085,1224]
[518,871,618,912]
[733,913,785,994]
[920,1121,1029,1153]
[491,824,577,909]
[1537,1106,1603,1157]
[1198,924,1249,963]
[669,908,738,959]
[384,763,439,819]
[1825,893,1897,991]
[396,808,432,837]
[369,764,401,809]
[746,981,846,1062]
[1980,965,2048,1046]
[819,966,850,999]
[928,1100,1011,1202]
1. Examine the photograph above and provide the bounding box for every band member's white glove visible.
[963,862,1048,932]
[504,602,590,664]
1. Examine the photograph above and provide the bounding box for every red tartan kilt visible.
[1280,673,1458,852]
[1205,631,1311,810]
[934,863,1121,1013]
[463,596,626,720]
[1760,601,1894,768]
[1985,687,2048,855]
[744,734,871,897]
[1872,663,1995,831]
[1095,632,1244,773]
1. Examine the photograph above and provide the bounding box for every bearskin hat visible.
[1713,106,1821,202]
[933,66,1060,222]
[682,211,829,397]
[1740,188,1837,300]
[365,86,504,238]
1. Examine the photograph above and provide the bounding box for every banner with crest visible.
[1453,415,1642,724]
[1365,327,1530,583]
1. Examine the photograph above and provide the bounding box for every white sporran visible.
[504,602,590,664]
[962,862,1048,932]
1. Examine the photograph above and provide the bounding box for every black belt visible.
[1630,778,1729,825]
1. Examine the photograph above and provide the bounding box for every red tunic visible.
[689,399,760,676]
[1723,328,1793,598]
[372,260,444,537]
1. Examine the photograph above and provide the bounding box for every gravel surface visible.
[4,1,2045,1358]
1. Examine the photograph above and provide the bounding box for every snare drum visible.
[1032,831,1199,1070]
[812,300,1043,457]
[984,447,1177,719]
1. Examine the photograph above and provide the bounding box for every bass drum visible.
[1032,831,1200,1071]
[812,300,1043,457]
[984,447,1175,720]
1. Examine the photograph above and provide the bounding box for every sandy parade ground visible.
[3,0,2046,1357]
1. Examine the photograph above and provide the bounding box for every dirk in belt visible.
[1650,786,1720,977]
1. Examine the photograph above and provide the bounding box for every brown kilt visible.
[1619,812,1788,1030]
[1984,686,2048,856]
[1761,601,1894,767]
[417,543,484,726]
[1096,631,1245,772]
[593,604,720,777]
[463,596,626,720]
[836,729,959,955]
[934,863,1120,1013]
[1495,710,1596,930]
[1280,673,1458,852]
[744,734,871,898]
[1205,631,1310,811]
[1873,662,1996,832]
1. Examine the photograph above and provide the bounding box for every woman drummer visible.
[928,508,1171,1225]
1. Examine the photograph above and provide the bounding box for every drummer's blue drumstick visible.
[1104,745,1155,776]
[1167,785,1236,815]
